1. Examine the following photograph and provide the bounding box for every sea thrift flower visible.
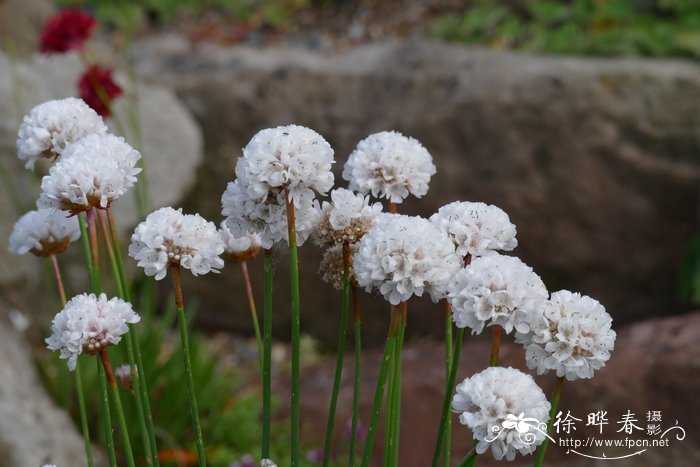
[319,243,358,290]
[219,222,262,262]
[78,64,124,117]
[260,460,277,467]
[129,207,225,280]
[353,214,461,305]
[221,180,320,249]
[46,293,140,370]
[448,254,547,334]
[39,9,96,54]
[452,367,551,461]
[314,188,382,246]
[16,97,107,170]
[8,208,79,256]
[37,133,141,214]
[234,125,335,206]
[516,290,616,380]
[430,201,517,258]
[342,131,436,203]
[114,364,133,389]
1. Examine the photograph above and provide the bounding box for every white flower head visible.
[115,363,134,389]
[17,97,107,170]
[260,460,277,467]
[235,125,335,206]
[430,201,517,258]
[448,254,548,335]
[221,180,320,250]
[219,221,262,262]
[314,188,383,246]
[452,367,551,461]
[516,290,616,380]
[46,293,140,371]
[343,131,436,203]
[8,208,79,256]
[129,207,224,280]
[319,243,358,290]
[37,133,141,214]
[353,214,461,305]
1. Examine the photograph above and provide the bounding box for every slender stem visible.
[100,349,136,467]
[87,209,100,273]
[431,327,465,467]
[348,286,362,467]
[457,447,477,467]
[262,250,274,459]
[322,242,351,467]
[106,208,160,466]
[443,302,453,467]
[388,202,398,214]
[171,265,207,466]
[285,195,301,466]
[241,261,264,371]
[360,331,395,467]
[97,359,117,466]
[389,307,406,466]
[49,255,94,467]
[78,212,100,293]
[97,210,124,297]
[533,376,565,467]
[489,325,502,367]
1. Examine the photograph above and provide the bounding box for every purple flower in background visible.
[344,418,367,441]
[230,454,255,467]
[306,448,336,464]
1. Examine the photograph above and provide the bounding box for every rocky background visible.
[1,0,699,465]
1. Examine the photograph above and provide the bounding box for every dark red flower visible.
[40,9,97,54]
[78,64,123,118]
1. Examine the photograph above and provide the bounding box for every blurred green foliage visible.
[431,0,700,59]
[37,278,309,467]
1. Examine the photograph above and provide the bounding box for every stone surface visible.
[286,311,700,466]
[0,0,55,56]
[134,38,700,345]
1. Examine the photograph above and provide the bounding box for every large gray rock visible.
[134,38,700,345]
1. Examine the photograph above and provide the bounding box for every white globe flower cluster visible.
[17,97,107,170]
[342,131,436,203]
[222,125,335,249]
[448,254,548,335]
[354,214,461,305]
[8,208,79,257]
[451,367,551,461]
[219,222,263,263]
[430,201,517,259]
[516,290,616,380]
[129,207,225,280]
[46,293,140,371]
[314,188,383,247]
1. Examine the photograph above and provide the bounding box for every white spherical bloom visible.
[37,134,141,214]
[353,214,461,305]
[45,293,140,371]
[342,131,436,203]
[114,363,134,389]
[515,290,616,380]
[222,180,320,250]
[314,188,383,246]
[8,208,79,256]
[17,97,107,170]
[448,254,548,335]
[129,207,225,280]
[235,125,335,206]
[260,460,277,467]
[452,367,551,461]
[219,221,262,262]
[430,201,517,258]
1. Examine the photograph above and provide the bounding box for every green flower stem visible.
[431,327,465,467]
[241,260,264,371]
[50,255,94,467]
[533,376,565,467]
[457,446,477,467]
[360,330,394,467]
[78,212,100,293]
[389,307,406,466]
[171,265,206,467]
[489,324,503,367]
[348,285,362,467]
[106,208,160,466]
[97,359,117,467]
[322,242,351,467]
[285,196,302,466]
[100,350,136,467]
[262,250,274,459]
[443,302,453,467]
[382,304,405,467]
